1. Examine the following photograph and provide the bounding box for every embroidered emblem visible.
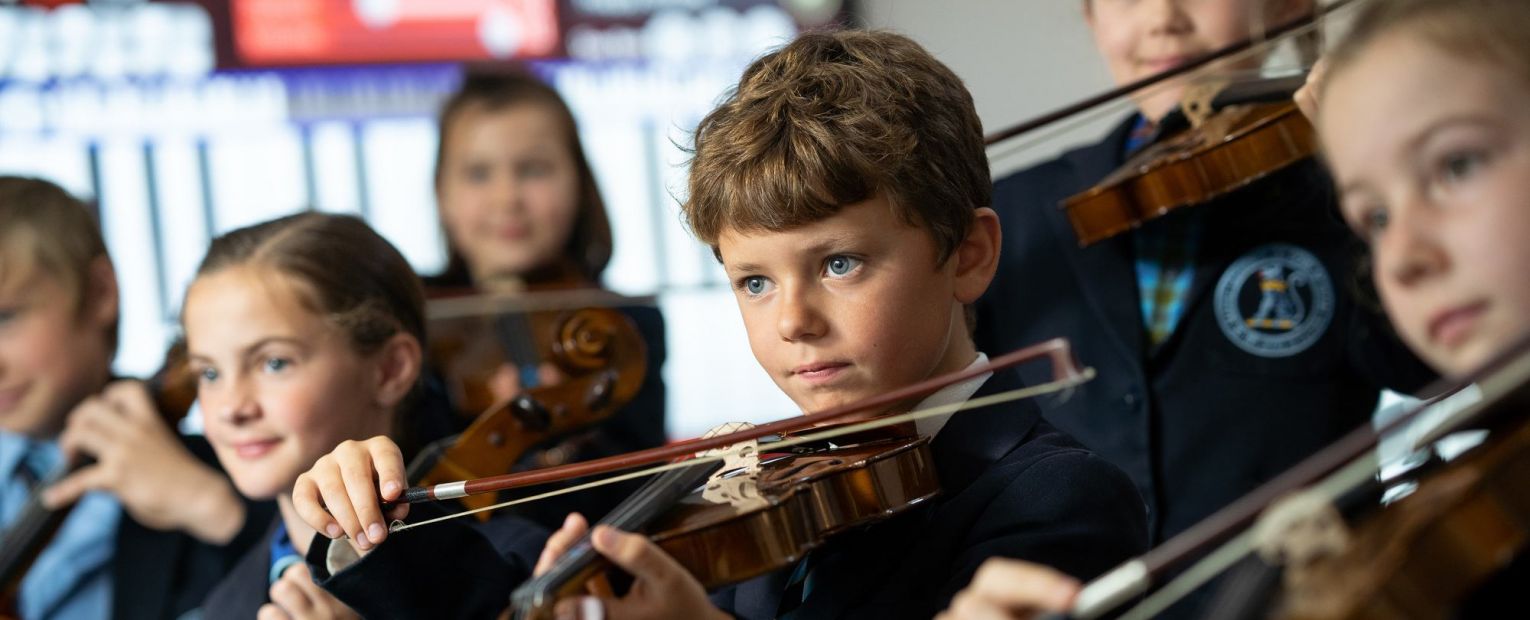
[1214,243,1334,358]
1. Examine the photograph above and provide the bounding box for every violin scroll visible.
[415,305,649,518]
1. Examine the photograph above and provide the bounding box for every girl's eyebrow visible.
[188,336,305,366]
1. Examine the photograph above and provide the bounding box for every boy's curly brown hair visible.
[683,29,990,264]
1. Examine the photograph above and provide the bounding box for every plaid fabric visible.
[1135,212,1204,347]
[1124,116,1205,348]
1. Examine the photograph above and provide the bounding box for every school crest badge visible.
[1214,243,1334,358]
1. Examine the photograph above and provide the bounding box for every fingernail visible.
[367,523,386,543]
[382,481,401,497]
[564,513,580,529]
[355,531,371,549]
[326,523,342,539]
[592,526,615,547]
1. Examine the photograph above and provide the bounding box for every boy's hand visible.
[535,515,728,620]
[291,436,410,552]
[936,558,1079,620]
[46,380,244,544]
[534,512,590,576]
[260,563,360,620]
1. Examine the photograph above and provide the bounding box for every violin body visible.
[511,433,941,619]
[1274,407,1530,619]
[1063,100,1317,248]
[416,294,650,516]
[654,434,940,589]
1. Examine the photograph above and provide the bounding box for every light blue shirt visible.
[0,431,120,620]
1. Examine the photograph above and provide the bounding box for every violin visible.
[511,426,939,619]
[980,2,1351,249]
[1263,345,1530,619]
[411,284,652,518]
[388,338,1091,620]
[1061,76,1317,248]
[0,339,198,616]
[1046,334,1530,620]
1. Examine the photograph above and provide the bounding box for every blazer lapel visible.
[929,370,1041,495]
[1046,117,1147,367]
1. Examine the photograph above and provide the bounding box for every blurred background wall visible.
[0,0,1149,438]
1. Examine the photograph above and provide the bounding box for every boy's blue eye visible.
[198,367,219,383]
[825,255,862,278]
[263,357,291,373]
[743,276,768,295]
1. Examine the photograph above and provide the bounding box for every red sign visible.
[231,0,560,66]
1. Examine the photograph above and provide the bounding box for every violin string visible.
[389,368,1095,534]
[986,13,1331,164]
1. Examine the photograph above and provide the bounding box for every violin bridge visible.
[696,422,768,510]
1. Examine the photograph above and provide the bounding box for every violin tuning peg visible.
[511,395,552,433]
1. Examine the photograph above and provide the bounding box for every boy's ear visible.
[373,332,423,410]
[84,256,120,330]
[952,208,1001,305]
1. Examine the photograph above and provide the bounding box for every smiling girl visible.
[186,213,426,619]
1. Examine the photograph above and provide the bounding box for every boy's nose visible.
[777,287,827,342]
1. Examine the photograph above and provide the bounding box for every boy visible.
[294,29,1148,619]
[0,176,265,619]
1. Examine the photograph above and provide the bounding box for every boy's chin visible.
[789,391,897,420]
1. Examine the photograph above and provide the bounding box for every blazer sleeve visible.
[307,509,548,619]
[936,450,1150,607]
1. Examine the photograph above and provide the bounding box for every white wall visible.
[859,0,1127,178]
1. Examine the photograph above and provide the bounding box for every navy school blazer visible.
[112,436,275,620]
[973,115,1436,544]
[308,369,1148,619]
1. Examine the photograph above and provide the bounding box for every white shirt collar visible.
[913,352,992,438]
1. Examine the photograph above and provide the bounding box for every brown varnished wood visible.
[1274,404,1530,619]
[1062,100,1317,248]
[416,285,650,518]
[512,435,941,619]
